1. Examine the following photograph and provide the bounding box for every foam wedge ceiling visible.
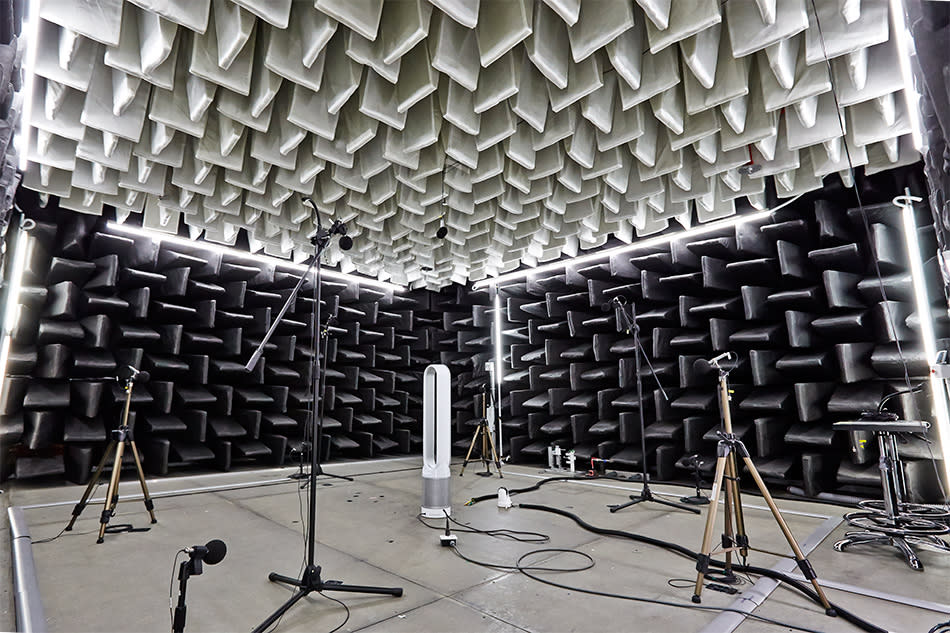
[20,0,921,289]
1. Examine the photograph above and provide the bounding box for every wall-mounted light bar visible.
[0,220,34,389]
[106,221,405,293]
[889,0,924,151]
[473,195,805,289]
[895,193,950,491]
[492,289,504,457]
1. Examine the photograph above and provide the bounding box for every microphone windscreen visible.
[600,301,612,313]
[692,358,713,374]
[339,235,353,251]
[204,539,227,565]
[136,371,150,383]
[436,226,448,239]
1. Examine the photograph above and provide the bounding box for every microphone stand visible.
[249,207,401,633]
[608,298,700,515]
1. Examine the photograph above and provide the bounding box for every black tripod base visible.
[253,565,402,633]
[609,486,701,514]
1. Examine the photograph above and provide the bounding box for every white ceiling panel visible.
[20,0,920,289]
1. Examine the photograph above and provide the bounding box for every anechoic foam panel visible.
[1,202,488,483]
[494,190,947,502]
[18,0,921,289]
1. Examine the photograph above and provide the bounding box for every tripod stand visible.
[691,357,835,617]
[249,201,401,633]
[66,369,156,543]
[460,383,503,477]
[607,297,699,515]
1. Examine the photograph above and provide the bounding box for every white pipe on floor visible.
[9,506,46,633]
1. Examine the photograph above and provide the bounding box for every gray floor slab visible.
[7,457,950,633]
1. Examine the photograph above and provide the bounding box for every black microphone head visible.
[436,225,448,239]
[600,301,612,313]
[135,370,150,383]
[204,539,227,565]
[339,235,353,251]
[692,358,714,375]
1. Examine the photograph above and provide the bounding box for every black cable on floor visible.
[516,503,886,633]
[446,533,821,633]
[319,591,350,633]
[452,544,594,573]
[417,513,550,543]
[515,552,826,633]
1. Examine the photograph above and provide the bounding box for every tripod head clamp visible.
[118,366,149,391]
[707,351,736,374]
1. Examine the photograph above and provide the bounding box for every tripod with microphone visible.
[65,366,157,543]
[172,539,227,633]
[248,198,401,633]
[605,296,699,515]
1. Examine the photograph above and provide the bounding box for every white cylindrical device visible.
[421,364,451,518]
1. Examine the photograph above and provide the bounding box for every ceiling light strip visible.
[472,196,806,290]
[105,222,405,293]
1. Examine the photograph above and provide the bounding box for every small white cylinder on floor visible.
[421,364,451,518]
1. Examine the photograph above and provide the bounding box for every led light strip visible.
[895,194,950,490]
[889,0,924,151]
[472,197,805,290]
[492,289,504,457]
[0,221,33,385]
[106,221,405,293]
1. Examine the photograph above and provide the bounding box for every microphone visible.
[693,351,736,373]
[600,295,628,312]
[117,366,150,383]
[328,219,353,250]
[186,539,227,565]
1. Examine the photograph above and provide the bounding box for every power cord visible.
[417,513,550,543]
[516,556,825,633]
[516,503,887,633]
[318,591,350,633]
[438,516,822,633]
[451,544,594,573]
[929,620,950,633]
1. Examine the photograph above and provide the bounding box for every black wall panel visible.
[494,193,948,502]
[0,201,474,484]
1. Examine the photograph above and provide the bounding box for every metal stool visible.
[832,418,950,571]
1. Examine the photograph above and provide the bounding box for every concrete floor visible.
[4,457,950,633]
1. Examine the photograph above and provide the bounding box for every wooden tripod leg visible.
[129,440,157,524]
[484,423,504,478]
[459,426,481,476]
[66,440,115,530]
[741,456,836,615]
[722,462,736,576]
[98,438,127,543]
[725,453,749,558]
[693,453,729,603]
